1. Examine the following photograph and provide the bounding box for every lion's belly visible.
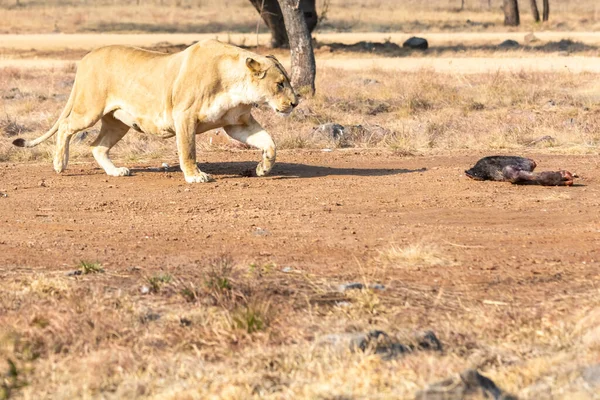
[112,103,251,138]
[113,109,175,138]
[196,105,252,133]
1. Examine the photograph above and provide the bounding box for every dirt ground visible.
[2,151,599,295]
[1,32,600,50]
[2,32,600,73]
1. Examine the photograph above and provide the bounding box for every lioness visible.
[13,39,298,183]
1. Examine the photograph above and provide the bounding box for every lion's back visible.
[80,45,170,75]
[73,45,177,105]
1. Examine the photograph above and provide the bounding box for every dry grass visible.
[377,243,448,268]
[266,68,600,155]
[1,251,599,399]
[0,0,598,34]
[2,65,599,165]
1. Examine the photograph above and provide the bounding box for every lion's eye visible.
[277,82,285,90]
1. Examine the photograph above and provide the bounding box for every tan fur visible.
[13,39,298,183]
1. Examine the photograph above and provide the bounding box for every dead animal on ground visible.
[12,39,297,183]
[465,156,574,186]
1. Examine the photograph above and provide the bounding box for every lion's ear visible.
[246,58,266,79]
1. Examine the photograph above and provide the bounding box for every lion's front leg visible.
[224,116,276,177]
[175,116,214,183]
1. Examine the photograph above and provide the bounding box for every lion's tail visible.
[12,82,76,148]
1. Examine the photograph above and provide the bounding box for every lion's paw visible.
[256,163,271,177]
[109,167,131,177]
[185,171,214,183]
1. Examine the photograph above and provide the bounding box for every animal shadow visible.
[133,161,426,179]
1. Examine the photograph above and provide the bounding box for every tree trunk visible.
[249,0,317,48]
[529,0,540,22]
[542,0,549,21]
[277,0,316,97]
[502,0,520,26]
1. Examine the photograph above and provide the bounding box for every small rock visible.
[337,282,365,292]
[524,33,539,44]
[0,192,7,198]
[362,78,380,85]
[416,330,443,352]
[416,369,516,400]
[353,330,410,359]
[180,317,192,327]
[317,330,408,359]
[498,39,520,49]
[527,135,556,147]
[65,270,83,277]
[403,36,429,50]
[140,285,150,295]
[582,363,600,387]
[161,163,170,170]
[38,180,46,187]
[254,227,270,236]
[312,123,345,141]
[317,330,441,360]
[140,312,161,323]
[337,282,386,292]
[281,267,294,273]
[316,332,365,349]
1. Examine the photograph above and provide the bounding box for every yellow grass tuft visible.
[377,243,448,268]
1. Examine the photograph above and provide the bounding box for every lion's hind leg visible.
[91,115,131,177]
[53,120,72,173]
[53,113,100,174]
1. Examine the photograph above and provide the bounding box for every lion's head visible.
[246,56,298,115]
